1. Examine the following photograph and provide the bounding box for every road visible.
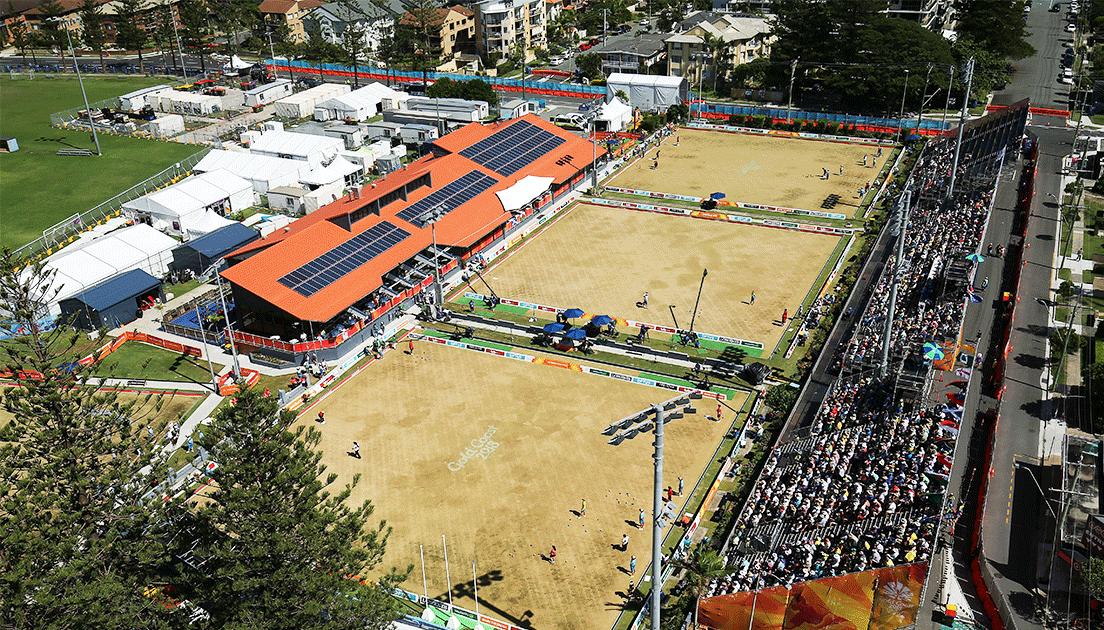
[950,2,1077,629]
[992,3,1077,111]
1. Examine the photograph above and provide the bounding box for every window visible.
[672,42,681,50]
[671,55,681,64]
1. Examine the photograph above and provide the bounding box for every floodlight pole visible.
[213,266,241,376]
[650,403,665,630]
[194,302,219,393]
[787,58,798,123]
[881,190,910,379]
[421,205,446,306]
[689,268,707,332]
[942,64,954,133]
[58,21,101,155]
[917,63,932,132]
[947,57,974,203]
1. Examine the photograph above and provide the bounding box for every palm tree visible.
[672,545,732,629]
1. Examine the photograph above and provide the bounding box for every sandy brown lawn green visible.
[473,202,840,351]
[608,128,881,217]
[305,341,746,630]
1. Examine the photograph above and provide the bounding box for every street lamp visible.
[419,204,447,306]
[52,17,101,156]
[897,68,910,138]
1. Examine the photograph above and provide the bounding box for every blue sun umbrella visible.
[564,328,587,340]
[590,314,614,326]
[966,253,985,263]
[563,308,585,319]
[710,192,726,199]
[543,322,566,333]
[923,342,945,361]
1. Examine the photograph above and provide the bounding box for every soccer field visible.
[306,340,747,630]
[0,75,200,249]
[607,127,885,218]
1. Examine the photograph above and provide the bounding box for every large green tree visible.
[79,0,107,70]
[177,0,207,75]
[0,251,178,628]
[7,3,34,66]
[395,0,443,85]
[113,0,147,73]
[36,0,67,68]
[185,387,409,627]
[768,0,954,113]
[954,0,1034,61]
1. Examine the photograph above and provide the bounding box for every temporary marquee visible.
[122,170,252,238]
[605,73,687,112]
[273,83,350,119]
[194,148,307,194]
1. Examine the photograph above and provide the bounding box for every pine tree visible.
[36,0,67,68]
[177,0,207,75]
[0,250,179,628]
[79,0,107,70]
[113,0,147,73]
[186,387,409,627]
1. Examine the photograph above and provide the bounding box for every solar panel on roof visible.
[277,221,411,298]
[395,170,498,225]
[459,119,566,176]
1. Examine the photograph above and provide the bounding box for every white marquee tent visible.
[36,223,178,316]
[605,73,686,113]
[122,170,252,238]
[596,98,633,132]
[313,83,408,122]
[249,130,344,170]
[194,149,307,194]
[274,83,350,118]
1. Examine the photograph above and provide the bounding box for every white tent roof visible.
[184,211,236,241]
[32,223,178,316]
[298,156,361,186]
[495,176,554,212]
[191,170,252,198]
[319,83,407,112]
[607,73,685,89]
[597,98,632,122]
[195,149,306,182]
[276,83,350,107]
[172,173,240,207]
[250,130,344,159]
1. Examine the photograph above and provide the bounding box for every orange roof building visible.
[221,114,604,349]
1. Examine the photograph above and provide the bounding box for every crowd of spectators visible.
[706,109,1026,596]
[839,142,993,374]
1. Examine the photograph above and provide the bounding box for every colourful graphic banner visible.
[696,563,927,630]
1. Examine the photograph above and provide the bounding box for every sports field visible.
[478,202,841,351]
[608,128,882,217]
[306,341,746,630]
[0,75,201,249]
